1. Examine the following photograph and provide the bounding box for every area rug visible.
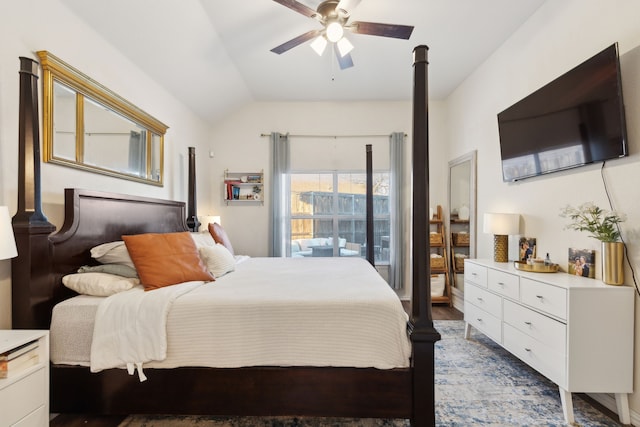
[118,321,621,427]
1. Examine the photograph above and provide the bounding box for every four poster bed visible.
[11,46,440,426]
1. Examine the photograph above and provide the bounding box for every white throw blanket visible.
[90,281,203,381]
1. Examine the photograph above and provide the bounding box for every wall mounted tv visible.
[497,43,628,182]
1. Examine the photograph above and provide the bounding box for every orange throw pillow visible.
[208,222,235,256]
[122,232,214,290]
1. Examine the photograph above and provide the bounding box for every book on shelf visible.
[0,340,39,378]
[0,339,38,361]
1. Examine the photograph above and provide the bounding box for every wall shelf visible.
[430,205,451,306]
[224,169,264,205]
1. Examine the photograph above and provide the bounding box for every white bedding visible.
[51,257,411,372]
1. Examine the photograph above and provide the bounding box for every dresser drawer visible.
[503,323,566,386]
[488,269,519,300]
[464,298,502,343]
[13,405,47,427]
[503,299,566,354]
[0,367,46,426]
[520,278,567,320]
[465,283,502,317]
[464,262,487,288]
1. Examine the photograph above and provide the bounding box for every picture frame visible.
[518,237,537,261]
[568,248,595,278]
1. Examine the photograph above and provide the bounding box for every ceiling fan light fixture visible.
[326,21,344,43]
[336,36,354,57]
[310,35,328,56]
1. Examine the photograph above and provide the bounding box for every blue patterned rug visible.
[119,321,621,426]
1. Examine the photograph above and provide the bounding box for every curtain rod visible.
[260,133,406,138]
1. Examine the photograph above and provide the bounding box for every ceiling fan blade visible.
[349,21,414,39]
[271,29,322,54]
[335,49,354,70]
[272,0,317,18]
[336,0,362,15]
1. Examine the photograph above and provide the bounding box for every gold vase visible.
[601,241,624,285]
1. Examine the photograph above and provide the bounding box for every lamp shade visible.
[198,215,221,232]
[483,213,520,235]
[0,206,18,260]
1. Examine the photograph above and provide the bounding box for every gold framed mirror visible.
[37,51,168,186]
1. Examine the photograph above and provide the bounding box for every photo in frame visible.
[568,248,595,278]
[518,237,537,261]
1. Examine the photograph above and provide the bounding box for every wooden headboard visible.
[13,189,189,329]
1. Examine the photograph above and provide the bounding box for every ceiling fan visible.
[270,0,414,70]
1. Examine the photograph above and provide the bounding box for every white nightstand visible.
[0,330,49,427]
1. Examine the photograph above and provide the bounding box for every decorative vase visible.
[601,241,624,285]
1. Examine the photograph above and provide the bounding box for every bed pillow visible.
[122,232,214,290]
[190,231,216,249]
[62,272,139,297]
[198,244,236,278]
[77,264,139,278]
[208,222,234,256]
[90,241,136,269]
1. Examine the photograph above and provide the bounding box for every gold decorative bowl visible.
[513,261,560,273]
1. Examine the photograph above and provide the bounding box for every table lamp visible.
[0,206,18,260]
[198,215,221,232]
[483,213,519,262]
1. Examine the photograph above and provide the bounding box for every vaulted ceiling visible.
[60,0,546,122]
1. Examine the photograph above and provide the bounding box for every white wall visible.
[206,100,449,299]
[0,0,212,328]
[446,0,640,417]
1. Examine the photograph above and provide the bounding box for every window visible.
[288,171,390,264]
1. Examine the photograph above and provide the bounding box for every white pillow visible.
[62,272,140,296]
[90,241,135,268]
[190,231,216,249]
[198,244,236,278]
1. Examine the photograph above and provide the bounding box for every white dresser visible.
[0,330,49,427]
[464,259,634,424]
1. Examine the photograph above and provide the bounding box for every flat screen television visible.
[497,43,628,182]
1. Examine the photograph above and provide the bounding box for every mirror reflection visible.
[448,150,477,293]
[38,51,168,185]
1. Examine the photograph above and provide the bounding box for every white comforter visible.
[90,280,203,379]
[61,257,412,377]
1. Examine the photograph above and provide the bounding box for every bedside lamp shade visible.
[483,213,519,262]
[0,206,18,260]
[198,215,221,232]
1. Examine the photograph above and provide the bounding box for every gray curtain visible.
[269,132,290,257]
[388,132,405,289]
[128,130,146,177]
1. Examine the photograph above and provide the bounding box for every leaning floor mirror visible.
[448,150,477,297]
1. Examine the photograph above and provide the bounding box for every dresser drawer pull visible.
[525,348,531,352]
[497,282,505,286]
[536,295,544,300]
[476,318,483,322]
[471,272,478,276]
[524,321,532,326]
[476,297,483,302]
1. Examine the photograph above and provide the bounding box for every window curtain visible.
[128,130,146,177]
[269,132,290,257]
[388,132,405,289]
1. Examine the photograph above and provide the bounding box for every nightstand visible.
[0,330,49,427]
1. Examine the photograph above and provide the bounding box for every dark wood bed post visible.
[365,144,374,265]
[12,57,56,329]
[410,45,441,427]
[186,146,200,232]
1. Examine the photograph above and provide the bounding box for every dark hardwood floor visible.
[430,304,464,320]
